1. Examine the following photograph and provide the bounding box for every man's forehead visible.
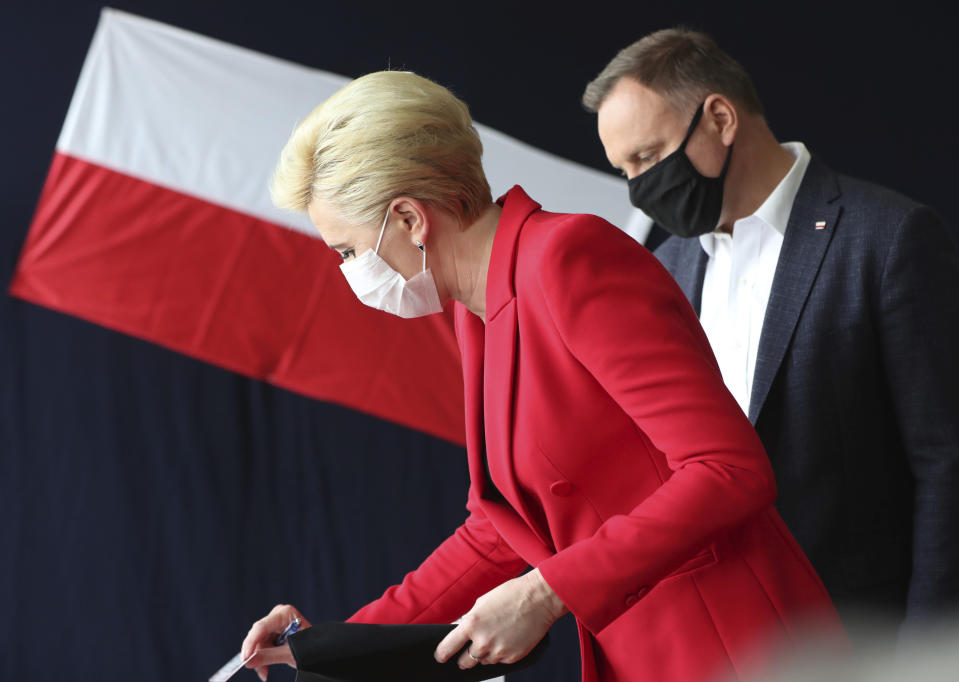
[598,80,692,160]
[599,80,676,130]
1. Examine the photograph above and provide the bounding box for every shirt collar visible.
[699,142,811,256]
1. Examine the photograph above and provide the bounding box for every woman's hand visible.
[241,604,311,681]
[434,568,568,669]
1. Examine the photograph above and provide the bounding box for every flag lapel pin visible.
[814,221,826,230]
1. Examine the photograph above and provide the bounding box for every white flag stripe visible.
[58,9,632,238]
[477,123,633,228]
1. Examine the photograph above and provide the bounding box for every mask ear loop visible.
[379,204,428,271]
[681,101,733,176]
[417,241,426,272]
[374,208,390,254]
[679,101,706,151]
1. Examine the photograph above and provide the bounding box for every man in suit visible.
[582,28,959,638]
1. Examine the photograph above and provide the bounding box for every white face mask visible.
[339,208,444,318]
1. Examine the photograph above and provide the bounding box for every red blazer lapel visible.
[454,305,497,500]
[486,185,539,319]
[483,298,520,503]
[455,300,555,566]
[482,187,555,551]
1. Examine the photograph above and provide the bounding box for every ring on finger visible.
[468,649,481,664]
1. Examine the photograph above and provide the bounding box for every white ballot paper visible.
[209,651,255,682]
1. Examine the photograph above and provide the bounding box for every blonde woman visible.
[239,71,844,682]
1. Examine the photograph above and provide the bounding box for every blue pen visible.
[274,617,302,646]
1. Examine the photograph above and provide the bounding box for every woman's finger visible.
[434,623,471,663]
[457,646,483,669]
[249,645,295,668]
[240,622,267,660]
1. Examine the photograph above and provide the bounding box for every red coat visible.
[350,186,844,681]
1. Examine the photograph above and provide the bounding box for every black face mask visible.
[627,102,733,238]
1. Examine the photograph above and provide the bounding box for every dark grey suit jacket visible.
[654,156,959,627]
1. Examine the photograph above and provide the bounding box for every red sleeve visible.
[348,481,528,624]
[534,215,776,635]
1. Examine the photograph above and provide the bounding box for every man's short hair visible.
[582,28,764,117]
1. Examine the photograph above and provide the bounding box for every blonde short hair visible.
[271,71,491,227]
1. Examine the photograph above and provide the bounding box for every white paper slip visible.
[209,651,255,682]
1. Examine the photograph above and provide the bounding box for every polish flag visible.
[10,9,632,445]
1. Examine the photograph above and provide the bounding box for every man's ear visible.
[703,93,738,147]
[389,197,430,247]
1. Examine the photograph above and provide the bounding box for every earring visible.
[416,242,425,252]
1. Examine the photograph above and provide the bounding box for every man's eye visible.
[340,248,355,261]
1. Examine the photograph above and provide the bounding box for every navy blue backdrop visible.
[2,2,956,681]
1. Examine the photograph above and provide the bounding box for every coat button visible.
[625,594,639,607]
[549,480,574,497]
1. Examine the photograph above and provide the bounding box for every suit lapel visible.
[668,240,709,315]
[748,158,842,424]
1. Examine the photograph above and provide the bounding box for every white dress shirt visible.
[698,142,811,415]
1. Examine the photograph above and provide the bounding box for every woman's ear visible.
[390,197,430,247]
[703,93,738,147]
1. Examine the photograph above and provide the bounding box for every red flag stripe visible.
[10,153,466,445]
